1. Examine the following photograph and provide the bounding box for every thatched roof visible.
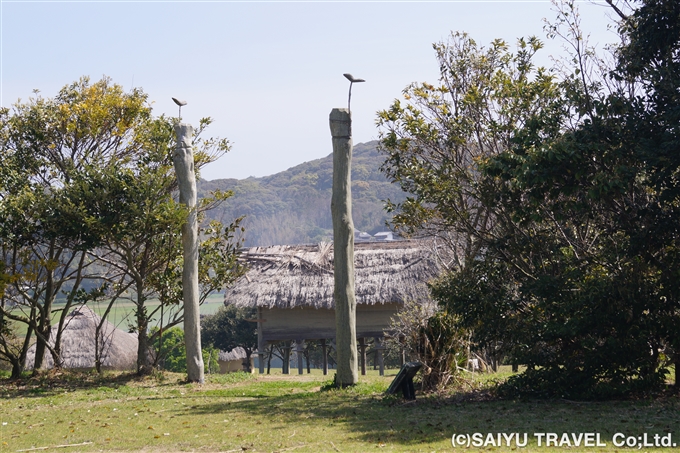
[225,241,439,309]
[218,347,249,362]
[26,306,138,370]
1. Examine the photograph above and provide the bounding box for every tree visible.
[150,327,219,374]
[0,77,152,375]
[377,32,561,271]
[84,118,244,376]
[0,76,245,378]
[468,0,679,397]
[201,305,257,373]
[380,0,680,397]
[376,30,563,390]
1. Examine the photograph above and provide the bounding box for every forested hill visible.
[197,141,407,247]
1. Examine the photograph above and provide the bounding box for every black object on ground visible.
[385,361,422,400]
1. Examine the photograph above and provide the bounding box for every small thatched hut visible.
[224,240,439,374]
[26,306,138,371]
[218,347,255,374]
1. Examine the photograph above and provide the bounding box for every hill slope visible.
[198,141,406,247]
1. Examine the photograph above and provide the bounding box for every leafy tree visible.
[151,326,219,374]
[201,305,257,373]
[380,0,680,397]
[0,76,245,378]
[377,32,561,270]
[0,78,151,375]
[469,0,679,397]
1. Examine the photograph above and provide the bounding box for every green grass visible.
[1,367,678,452]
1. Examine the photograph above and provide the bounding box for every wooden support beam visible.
[282,343,291,375]
[296,340,305,375]
[374,336,385,376]
[257,308,265,374]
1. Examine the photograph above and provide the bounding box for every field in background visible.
[83,293,225,331]
[1,368,678,452]
[9,293,225,337]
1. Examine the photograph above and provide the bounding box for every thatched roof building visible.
[226,240,438,310]
[218,347,255,374]
[224,241,440,374]
[26,306,138,371]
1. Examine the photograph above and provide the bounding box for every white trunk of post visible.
[173,123,204,383]
[329,108,358,386]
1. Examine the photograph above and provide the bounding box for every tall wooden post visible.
[329,108,358,387]
[173,123,204,384]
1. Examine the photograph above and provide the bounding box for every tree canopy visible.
[0,76,245,377]
[379,0,680,398]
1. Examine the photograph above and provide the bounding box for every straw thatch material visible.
[225,241,439,309]
[26,306,138,370]
[218,347,249,362]
[218,347,254,374]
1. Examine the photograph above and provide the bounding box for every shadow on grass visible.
[0,369,176,399]
[188,384,680,448]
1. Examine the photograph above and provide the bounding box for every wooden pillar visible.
[296,340,304,375]
[320,339,328,375]
[282,343,291,375]
[266,344,273,375]
[329,108,358,387]
[257,307,265,374]
[173,122,204,383]
[374,336,385,376]
[358,338,367,376]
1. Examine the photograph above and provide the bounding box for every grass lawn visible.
[1,367,679,453]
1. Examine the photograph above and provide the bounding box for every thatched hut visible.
[218,347,255,374]
[26,306,138,371]
[224,240,439,374]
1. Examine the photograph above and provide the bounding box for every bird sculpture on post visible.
[343,73,365,113]
[329,73,365,387]
[171,97,204,383]
[172,97,187,120]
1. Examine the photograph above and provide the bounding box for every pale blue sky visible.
[1,1,619,180]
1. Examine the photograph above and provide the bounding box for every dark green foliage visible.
[201,305,257,372]
[198,142,406,246]
[152,327,219,374]
[380,0,680,398]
